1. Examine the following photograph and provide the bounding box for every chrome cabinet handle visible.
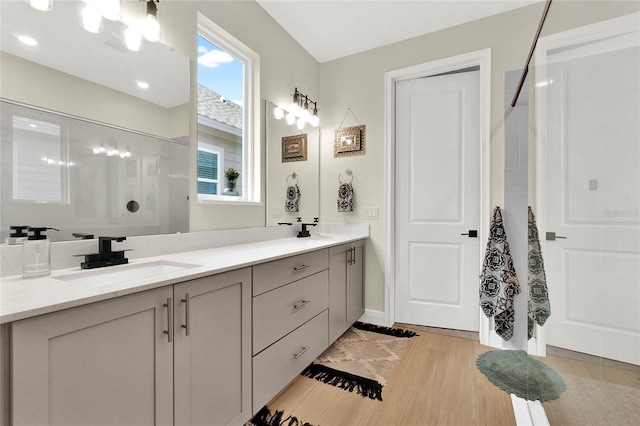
[294,264,310,271]
[163,297,173,343]
[294,346,310,359]
[181,293,190,336]
[347,247,356,265]
[294,300,310,310]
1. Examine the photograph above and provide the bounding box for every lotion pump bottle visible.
[6,225,29,245]
[23,227,58,278]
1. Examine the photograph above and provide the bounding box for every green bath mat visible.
[476,350,566,402]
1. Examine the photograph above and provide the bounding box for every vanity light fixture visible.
[25,0,53,12]
[142,0,160,42]
[98,0,122,21]
[124,26,143,51]
[80,5,103,34]
[274,88,320,130]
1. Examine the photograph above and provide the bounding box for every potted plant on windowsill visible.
[223,167,240,196]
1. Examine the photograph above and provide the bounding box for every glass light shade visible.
[273,106,284,120]
[301,108,311,123]
[124,27,143,51]
[286,111,296,125]
[99,0,122,21]
[289,102,300,116]
[142,14,160,42]
[25,0,52,12]
[81,6,103,34]
[296,117,305,130]
[310,114,320,128]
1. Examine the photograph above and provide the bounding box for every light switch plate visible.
[363,207,379,220]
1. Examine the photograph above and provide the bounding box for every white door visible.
[395,71,481,331]
[540,25,640,365]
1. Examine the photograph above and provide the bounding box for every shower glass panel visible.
[532,13,639,423]
[0,101,189,242]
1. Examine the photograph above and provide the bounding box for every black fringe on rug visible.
[250,406,314,426]
[301,362,383,401]
[353,321,418,338]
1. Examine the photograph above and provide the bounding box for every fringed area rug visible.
[543,374,640,426]
[301,322,417,401]
[476,349,566,402]
[249,406,314,426]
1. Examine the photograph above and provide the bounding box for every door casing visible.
[384,48,492,345]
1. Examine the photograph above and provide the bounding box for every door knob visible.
[461,230,478,238]
[546,232,567,241]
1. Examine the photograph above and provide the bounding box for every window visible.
[12,115,69,203]
[197,143,224,195]
[196,13,260,203]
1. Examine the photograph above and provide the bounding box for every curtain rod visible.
[511,0,553,107]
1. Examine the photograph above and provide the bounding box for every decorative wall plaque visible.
[334,125,366,158]
[282,134,307,162]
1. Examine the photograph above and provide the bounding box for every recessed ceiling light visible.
[137,81,150,89]
[17,35,38,46]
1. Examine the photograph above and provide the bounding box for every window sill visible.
[197,194,262,206]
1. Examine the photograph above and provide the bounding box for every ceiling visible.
[256,0,542,63]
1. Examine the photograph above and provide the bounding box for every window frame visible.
[196,13,261,205]
[197,141,224,196]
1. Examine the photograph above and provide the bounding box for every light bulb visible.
[310,114,320,128]
[25,0,52,12]
[286,111,296,125]
[296,117,305,130]
[81,6,103,34]
[124,27,143,51]
[143,14,160,42]
[100,0,121,21]
[273,106,284,120]
[301,107,311,123]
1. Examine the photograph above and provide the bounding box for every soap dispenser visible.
[23,227,59,278]
[6,225,30,245]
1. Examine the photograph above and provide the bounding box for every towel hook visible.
[339,168,353,183]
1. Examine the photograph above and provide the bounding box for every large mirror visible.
[265,100,320,227]
[0,0,190,242]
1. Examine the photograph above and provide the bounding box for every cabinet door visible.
[11,287,174,426]
[347,240,365,323]
[329,243,349,343]
[174,268,252,426]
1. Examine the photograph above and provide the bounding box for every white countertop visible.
[1,233,367,324]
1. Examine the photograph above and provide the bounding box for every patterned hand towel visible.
[285,184,300,212]
[527,206,551,339]
[337,182,353,212]
[479,207,521,341]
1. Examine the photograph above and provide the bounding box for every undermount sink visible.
[55,260,200,287]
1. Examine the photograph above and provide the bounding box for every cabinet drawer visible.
[252,310,328,413]
[253,270,328,355]
[253,249,329,296]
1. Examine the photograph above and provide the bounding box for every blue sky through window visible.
[197,34,244,105]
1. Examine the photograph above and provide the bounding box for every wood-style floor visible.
[264,324,640,426]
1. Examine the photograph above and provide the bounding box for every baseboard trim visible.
[511,394,549,426]
[358,309,385,326]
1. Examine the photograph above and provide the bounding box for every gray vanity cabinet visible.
[329,240,365,342]
[10,268,252,426]
[173,268,252,426]
[11,286,175,425]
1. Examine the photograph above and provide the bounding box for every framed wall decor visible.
[282,134,307,162]
[334,125,366,157]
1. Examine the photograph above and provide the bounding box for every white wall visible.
[316,0,640,312]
